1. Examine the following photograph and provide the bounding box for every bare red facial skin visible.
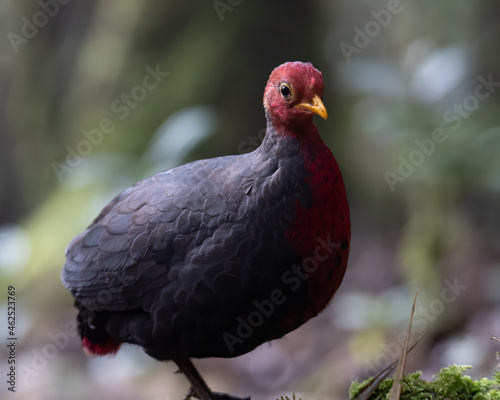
[263,61,325,129]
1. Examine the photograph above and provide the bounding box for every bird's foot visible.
[184,386,250,400]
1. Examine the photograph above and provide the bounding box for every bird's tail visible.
[76,301,122,357]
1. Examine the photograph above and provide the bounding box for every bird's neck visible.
[261,113,326,162]
[263,109,350,237]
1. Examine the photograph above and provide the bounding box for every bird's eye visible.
[279,83,292,100]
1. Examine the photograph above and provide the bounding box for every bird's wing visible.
[61,153,291,312]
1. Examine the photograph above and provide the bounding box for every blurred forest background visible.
[1,1,500,399]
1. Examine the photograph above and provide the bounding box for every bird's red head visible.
[264,61,327,130]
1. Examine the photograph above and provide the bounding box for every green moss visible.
[349,365,500,400]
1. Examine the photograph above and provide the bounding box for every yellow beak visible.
[294,94,328,120]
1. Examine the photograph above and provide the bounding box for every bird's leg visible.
[173,357,250,400]
[174,357,214,400]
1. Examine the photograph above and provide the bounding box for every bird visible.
[61,61,351,400]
